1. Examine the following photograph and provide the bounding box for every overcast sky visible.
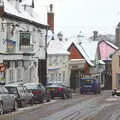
[34,0,120,38]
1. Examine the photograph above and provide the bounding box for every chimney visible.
[93,31,98,41]
[115,23,120,47]
[0,0,4,17]
[47,4,54,33]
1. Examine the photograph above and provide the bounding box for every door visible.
[70,70,79,90]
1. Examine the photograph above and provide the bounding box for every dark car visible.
[0,85,17,114]
[46,82,72,99]
[24,83,51,103]
[80,78,101,94]
[5,84,33,108]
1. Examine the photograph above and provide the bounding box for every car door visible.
[17,86,26,104]
[2,86,14,110]
[0,86,10,111]
[22,86,31,103]
[40,84,46,96]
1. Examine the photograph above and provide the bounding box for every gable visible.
[68,44,84,59]
[99,41,116,60]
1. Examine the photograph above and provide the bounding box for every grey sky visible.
[35,0,120,38]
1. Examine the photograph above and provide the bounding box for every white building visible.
[47,38,70,86]
[0,0,47,84]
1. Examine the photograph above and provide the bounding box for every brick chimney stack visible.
[47,4,54,32]
[115,23,120,47]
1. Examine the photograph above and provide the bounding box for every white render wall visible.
[0,1,47,84]
[47,54,70,86]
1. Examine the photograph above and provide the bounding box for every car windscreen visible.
[80,79,94,85]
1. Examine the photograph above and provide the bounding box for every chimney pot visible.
[50,4,53,12]
[93,31,98,40]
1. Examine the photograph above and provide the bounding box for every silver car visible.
[0,85,17,114]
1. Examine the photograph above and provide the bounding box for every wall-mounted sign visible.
[0,63,6,72]
[7,39,16,49]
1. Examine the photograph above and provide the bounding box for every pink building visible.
[98,40,118,89]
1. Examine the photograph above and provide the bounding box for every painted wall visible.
[99,42,116,60]
[47,54,70,86]
[68,44,90,74]
[112,50,120,89]
[69,46,83,59]
[0,1,46,84]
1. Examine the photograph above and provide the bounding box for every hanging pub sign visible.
[0,63,6,72]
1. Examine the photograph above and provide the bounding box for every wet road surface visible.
[0,90,119,120]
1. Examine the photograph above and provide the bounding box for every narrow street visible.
[0,90,119,120]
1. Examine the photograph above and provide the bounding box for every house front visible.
[0,0,47,84]
[112,50,120,90]
[47,39,70,86]
[98,40,118,89]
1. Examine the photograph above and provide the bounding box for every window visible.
[1,87,8,94]
[9,69,13,82]
[119,56,120,66]
[59,73,61,81]
[6,87,17,94]
[63,71,65,82]
[20,32,30,45]
[17,69,21,82]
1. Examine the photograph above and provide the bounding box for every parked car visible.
[112,89,120,96]
[5,83,33,108]
[46,82,72,99]
[24,83,51,103]
[80,78,101,94]
[0,85,17,114]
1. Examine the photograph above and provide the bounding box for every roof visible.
[98,40,118,60]
[47,39,70,55]
[3,0,47,27]
[5,84,23,87]
[80,41,98,61]
[21,0,33,6]
[24,83,42,86]
[100,40,118,50]
[64,39,94,66]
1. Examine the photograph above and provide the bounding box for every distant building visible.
[98,40,118,89]
[47,39,70,86]
[112,49,120,89]
[89,31,115,43]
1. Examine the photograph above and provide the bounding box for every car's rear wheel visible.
[39,97,44,103]
[0,103,4,115]
[46,95,51,102]
[13,100,18,111]
[20,100,25,107]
